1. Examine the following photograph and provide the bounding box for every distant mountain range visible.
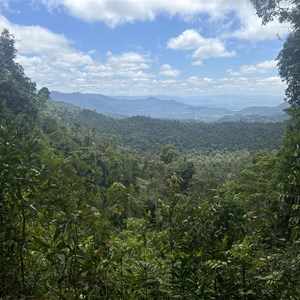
[237,102,288,115]
[115,94,284,109]
[50,91,288,121]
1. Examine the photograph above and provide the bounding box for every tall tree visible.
[0,28,42,297]
[0,29,39,121]
[251,0,300,238]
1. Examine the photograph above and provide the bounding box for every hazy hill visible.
[237,102,289,115]
[178,94,284,109]
[51,91,192,117]
[50,92,127,115]
[50,91,288,121]
[116,94,284,109]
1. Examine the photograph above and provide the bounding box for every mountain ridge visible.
[50,91,288,121]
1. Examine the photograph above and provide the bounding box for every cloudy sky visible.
[0,0,290,96]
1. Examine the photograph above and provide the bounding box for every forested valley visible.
[1,1,300,299]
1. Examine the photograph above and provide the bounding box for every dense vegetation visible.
[1,1,300,298]
[51,102,284,155]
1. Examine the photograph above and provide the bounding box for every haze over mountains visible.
[51,91,288,121]
[116,94,285,109]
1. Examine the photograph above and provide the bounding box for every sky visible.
[0,0,291,97]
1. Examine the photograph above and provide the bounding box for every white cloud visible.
[188,76,198,81]
[0,14,286,96]
[167,29,204,50]
[192,60,203,66]
[104,51,152,80]
[35,0,290,41]
[149,75,285,97]
[37,0,232,27]
[191,40,235,60]
[228,60,277,76]
[227,1,290,41]
[0,15,71,54]
[0,14,94,74]
[106,51,150,70]
[0,14,153,92]
[167,29,235,61]
[260,76,282,84]
[159,64,180,77]
[257,60,277,69]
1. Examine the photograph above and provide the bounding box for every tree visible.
[0,29,52,298]
[251,0,300,239]
[38,87,50,101]
[278,31,300,109]
[38,87,50,109]
[251,0,300,27]
[160,145,179,164]
[0,29,39,121]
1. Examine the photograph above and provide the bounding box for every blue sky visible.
[0,0,290,97]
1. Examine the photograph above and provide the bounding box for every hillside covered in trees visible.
[49,101,285,154]
[1,0,300,298]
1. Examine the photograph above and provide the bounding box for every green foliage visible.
[252,0,300,243]
[250,0,300,27]
[278,30,300,110]
[160,144,179,164]
[1,26,300,299]
[54,105,285,155]
[0,29,39,121]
